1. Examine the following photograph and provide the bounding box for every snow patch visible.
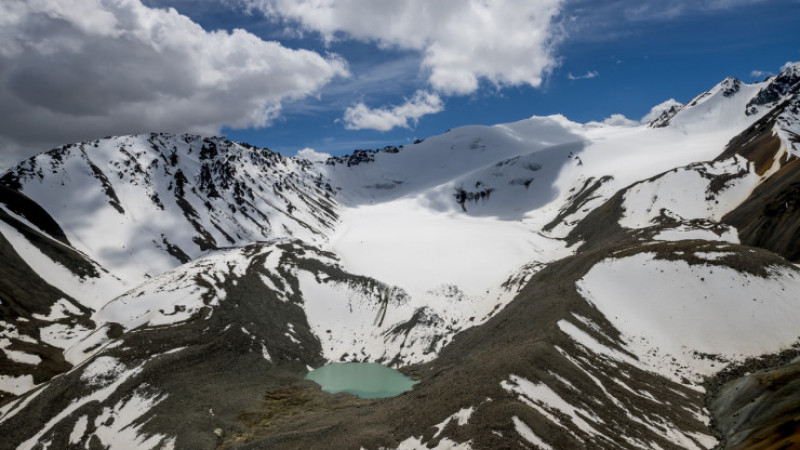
[3,349,41,365]
[433,407,475,438]
[512,415,552,450]
[15,361,147,449]
[654,226,739,243]
[81,356,127,387]
[91,390,171,450]
[393,436,472,450]
[69,415,88,444]
[0,374,35,395]
[39,322,92,352]
[502,374,605,437]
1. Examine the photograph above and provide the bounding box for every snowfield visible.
[576,251,800,381]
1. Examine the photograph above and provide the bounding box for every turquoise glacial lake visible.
[305,362,418,398]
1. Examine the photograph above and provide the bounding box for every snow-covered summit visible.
[650,76,766,131]
[645,64,800,135]
[746,61,800,115]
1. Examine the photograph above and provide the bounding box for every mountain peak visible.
[719,77,742,97]
[746,62,800,115]
[780,60,800,76]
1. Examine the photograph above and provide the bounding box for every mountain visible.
[0,62,799,449]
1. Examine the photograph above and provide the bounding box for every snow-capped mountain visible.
[0,62,799,449]
[0,134,339,286]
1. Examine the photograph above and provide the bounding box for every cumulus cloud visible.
[0,0,348,168]
[296,147,331,162]
[245,0,565,95]
[343,90,443,132]
[567,70,599,80]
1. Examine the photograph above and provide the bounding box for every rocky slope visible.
[0,62,799,449]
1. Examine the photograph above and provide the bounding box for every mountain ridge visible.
[1,62,800,449]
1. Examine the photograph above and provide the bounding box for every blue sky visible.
[1,0,799,167]
[166,0,800,155]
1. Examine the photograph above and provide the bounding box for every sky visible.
[1,0,799,168]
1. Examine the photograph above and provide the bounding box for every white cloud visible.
[567,70,598,80]
[640,98,683,123]
[343,90,443,132]
[750,70,774,78]
[246,0,565,95]
[0,0,348,168]
[562,0,773,42]
[296,147,331,162]
[586,113,639,128]
[603,114,638,127]
[622,0,770,21]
